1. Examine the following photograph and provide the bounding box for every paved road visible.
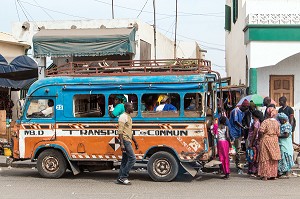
[0,167,300,199]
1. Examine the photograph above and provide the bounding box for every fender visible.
[143,145,180,160]
[32,142,80,176]
[32,141,71,160]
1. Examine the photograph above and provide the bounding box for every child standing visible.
[217,116,232,179]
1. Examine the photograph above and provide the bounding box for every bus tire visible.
[147,151,178,182]
[37,149,67,178]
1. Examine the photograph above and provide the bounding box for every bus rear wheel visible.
[147,151,178,182]
[37,149,67,178]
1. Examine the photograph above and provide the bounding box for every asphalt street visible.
[0,166,300,199]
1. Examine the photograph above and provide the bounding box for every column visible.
[249,68,257,94]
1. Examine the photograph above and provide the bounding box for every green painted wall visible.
[249,68,257,94]
[244,25,300,43]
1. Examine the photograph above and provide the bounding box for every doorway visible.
[270,75,294,106]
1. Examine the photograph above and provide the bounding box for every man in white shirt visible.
[41,99,54,117]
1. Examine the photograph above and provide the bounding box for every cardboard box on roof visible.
[0,110,6,136]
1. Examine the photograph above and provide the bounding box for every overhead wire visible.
[14,0,21,21]
[16,0,30,21]
[17,0,224,52]
[32,0,55,20]
[19,0,91,20]
[164,20,176,36]
[17,0,39,27]
[154,25,225,51]
[136,0,149,18]
[93,0,224,18]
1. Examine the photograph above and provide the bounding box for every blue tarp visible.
[0,55,38,89]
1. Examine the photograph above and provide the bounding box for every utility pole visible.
[174,0,178,58]
[153,0,157,60]
[112,0,114,19]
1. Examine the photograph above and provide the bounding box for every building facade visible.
[0,32,31,121]
[225,0,300,142]
[11,19,205,70]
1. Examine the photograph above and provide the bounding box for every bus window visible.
[184,93,204,117]
[108,94,138,118]
[74,94,105,117]
[26,99,54,118]
[141,93,179,118]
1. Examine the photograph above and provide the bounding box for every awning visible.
[33,28,136,57]
[0,55,38,81]
[0,54,38,89]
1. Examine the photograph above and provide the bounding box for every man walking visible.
[116,102,139,185]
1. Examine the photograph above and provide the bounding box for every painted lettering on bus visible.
[24,130,44,136]
[62,129,188,136]
[138,130,188,136]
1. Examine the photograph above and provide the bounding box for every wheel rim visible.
[153,158,172,177]
[42,155,60,174]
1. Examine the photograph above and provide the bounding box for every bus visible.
[9,59,221,182]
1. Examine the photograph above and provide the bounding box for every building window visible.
[233,0,238,24]
[225,5,231,31]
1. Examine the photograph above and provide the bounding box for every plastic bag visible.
[229,147,236,155]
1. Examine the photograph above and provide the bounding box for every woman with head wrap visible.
[258,107,281,180]
[154,95,177,111]
[277,112,294,178]
[109,94,126,118]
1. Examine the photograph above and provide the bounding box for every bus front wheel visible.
[37,149,67,178]
[147,151,178,182]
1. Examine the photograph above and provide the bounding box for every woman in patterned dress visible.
[277,112,294,178]
[258,107,281,181]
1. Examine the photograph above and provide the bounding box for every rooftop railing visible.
[46,58,212,77]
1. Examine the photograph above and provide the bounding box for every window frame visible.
[24,98,55,120]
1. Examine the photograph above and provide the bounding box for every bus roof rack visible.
[46,58,212,77]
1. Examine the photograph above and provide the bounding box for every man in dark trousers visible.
[229,99,249,174]
[278,96,296,143]
[116,102,139,185]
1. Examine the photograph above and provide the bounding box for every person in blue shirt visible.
[154,95,177,111]
[229,99,250,173]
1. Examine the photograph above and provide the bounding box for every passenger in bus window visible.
[154,95,177,111]
[97,95,105,116]
[109,95,126,118]
[186,99,196,111]
[29,99,54,118]
[41,99,54,117]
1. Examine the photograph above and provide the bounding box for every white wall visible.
[226,0,300,85]
[0,43,27,62]
[225,0,247,85]
[246,0,300,14]
[257,52,300,108]
[249,42,300,69]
